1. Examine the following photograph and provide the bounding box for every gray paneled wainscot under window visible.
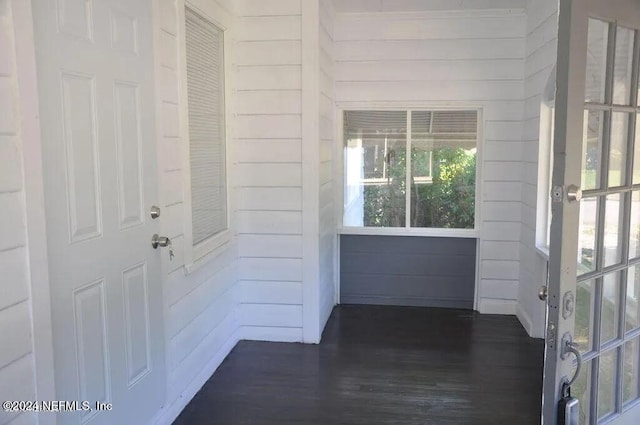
[340,235,476,309]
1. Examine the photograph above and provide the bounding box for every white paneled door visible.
[544,0,640,424]
[32,0,165,424]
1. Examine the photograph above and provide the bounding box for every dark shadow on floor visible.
[173,305,544,425]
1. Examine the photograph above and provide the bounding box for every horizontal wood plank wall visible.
[333,0,527,13]
[318,0,336,335]
[518,0,558,338]
[236,0,304,342]
[340,236,477,308]
[154,0,241,417]
[0,6,37,424]
[334,9,527,315]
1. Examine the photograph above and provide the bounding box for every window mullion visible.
[406,110,412,229]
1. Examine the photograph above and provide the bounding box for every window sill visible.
[338,226,479,238]
[184,229,231,274]
[535,245,550,261]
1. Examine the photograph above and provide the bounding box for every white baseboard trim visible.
[240,325,303,342]
[152,330,241,425]
[150,326,305,425]
[477,298,517,315]
[516,302,534,337]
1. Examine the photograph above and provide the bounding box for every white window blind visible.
[185,7,227,245]
[344,110,407,137]
[411,110,477,149]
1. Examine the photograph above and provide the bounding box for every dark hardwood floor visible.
[173,305,544,425]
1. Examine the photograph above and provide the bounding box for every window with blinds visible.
[185,7,227,245]
[343,109,478,229]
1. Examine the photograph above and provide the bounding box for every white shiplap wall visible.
[154,0,241,420]
[518,0,558,338]
[319,0,336,335]
[332,0,527,13]
[235,0,305,342]
[0,4,37,425]
[334,8,527,315]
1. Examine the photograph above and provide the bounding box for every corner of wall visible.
[516,0,558,339]
[234,0,306,344]
[153,0,242,422]
[1,3,48,424]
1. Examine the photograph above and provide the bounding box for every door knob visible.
[566,185,582,202]
[539,285,548,301]
[151,234,170,248]
[151,234,174,260]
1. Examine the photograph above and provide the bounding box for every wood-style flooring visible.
[173,305,544,425]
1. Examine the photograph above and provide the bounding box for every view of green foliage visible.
[363,146,407,227]
[573,282,640,424]
[412,147,476,228]
[362,147,476,228]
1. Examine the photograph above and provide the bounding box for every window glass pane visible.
[585,19,609,103]
[410,111,477,229]
[598,349,618,419]
[604,194,624,267]
[576,279,596,353]
[343,111,407,227]
[539,98,555,249]
[627,264,640,332]
[573,359,592,425]
[630,191,640,260]
[185,8,227,244]
[613,26,635,106]
[609,112,630,188]
[578,197,599,275]
[600,272,621,345]
[582,110,604,191]
[623,337,640,405]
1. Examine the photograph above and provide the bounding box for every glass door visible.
[544,1,640,424]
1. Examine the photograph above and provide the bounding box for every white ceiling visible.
[332,0,527,13]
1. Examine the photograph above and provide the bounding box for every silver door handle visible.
[151,234,170,249]
[562,334,583,387]
[566,185,582,202]
[151,234,174,260]
[539,285,548,301]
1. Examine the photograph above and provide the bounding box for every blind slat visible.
[411,110,477,149]
[344,111,407,136]
[344,110,478,150]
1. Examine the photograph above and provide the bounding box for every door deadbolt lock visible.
[150,206,161,219]
[552,185,582,203]
[562,291,575,319]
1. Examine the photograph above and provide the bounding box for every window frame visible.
[535,66,557,260]
[336,103,484,238]
[178,0,233,272]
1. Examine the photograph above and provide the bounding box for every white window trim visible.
[178,0,234,273]
[335,103,484,238]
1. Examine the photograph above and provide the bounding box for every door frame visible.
[12,1,57,423]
